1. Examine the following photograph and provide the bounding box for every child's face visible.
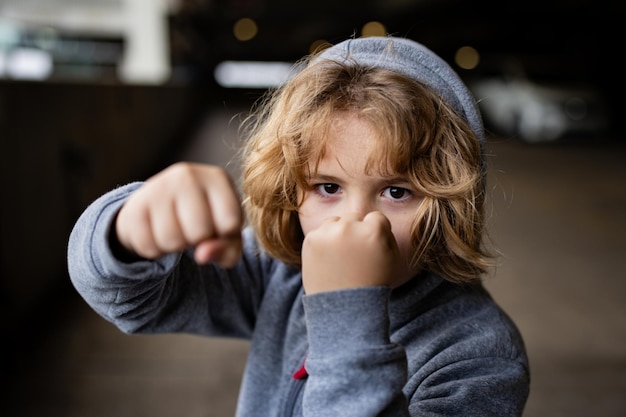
[298,114,423,287]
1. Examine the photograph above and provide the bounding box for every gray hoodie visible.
[68,182,529,417]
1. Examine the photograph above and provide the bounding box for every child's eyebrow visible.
[306,173,340,183]
[380,174,411,183]
[308,173,411,184]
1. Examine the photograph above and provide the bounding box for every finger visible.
[149,199,186,253]
[321,215,341,224]
[363,211,392,229]
[204,169,243,237]
[116,201,162,259]
[194,236,242,267]
[363,211,398,250]
[175,187,215,245]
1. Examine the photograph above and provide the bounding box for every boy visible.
[69,36,529,416]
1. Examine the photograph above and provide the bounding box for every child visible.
[68,36,529,416]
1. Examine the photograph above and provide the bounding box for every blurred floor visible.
[4,108,626,417]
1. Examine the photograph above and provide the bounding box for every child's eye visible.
[383,186,411,201]
[316,183,340,195]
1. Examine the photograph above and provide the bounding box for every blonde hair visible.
[240,57,492,284]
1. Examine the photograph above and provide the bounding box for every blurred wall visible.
[0,79,207,359]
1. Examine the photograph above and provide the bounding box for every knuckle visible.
[154,230,185,253]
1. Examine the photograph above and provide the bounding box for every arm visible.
[303,287,410,417]
[302,286,529,417]
[299,213,528,416]
[299,211,410,416]
[67,164,262,337]
[409,355,529,417]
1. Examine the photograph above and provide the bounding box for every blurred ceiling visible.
[169,0,623,134]
[1,0,624,107]
[169,0,623,74]
[2,0,622,73]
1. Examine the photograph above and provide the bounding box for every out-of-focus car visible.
[470,73,609,143]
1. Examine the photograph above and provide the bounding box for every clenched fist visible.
[301,211,403,294]
[115,162,243,267]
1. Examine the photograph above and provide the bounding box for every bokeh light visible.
[309,39,332,54]
[361,21,386,37]
[454,45,480,70]
[233,18,258,41]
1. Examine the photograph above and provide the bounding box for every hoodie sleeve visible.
[67,182,264,338]
[301,286,529,417]
[302,287,410,417]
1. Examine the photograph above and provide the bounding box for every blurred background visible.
[1,0,624,416]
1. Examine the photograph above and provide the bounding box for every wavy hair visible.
[240,57,492,284]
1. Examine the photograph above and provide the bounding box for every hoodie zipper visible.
[282,359,308,417]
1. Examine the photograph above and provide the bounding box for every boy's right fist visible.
[115,162,243,267]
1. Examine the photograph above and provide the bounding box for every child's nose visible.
[345,197,375,218]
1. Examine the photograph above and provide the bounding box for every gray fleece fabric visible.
[68,182,529,417]
[316,36,485,141]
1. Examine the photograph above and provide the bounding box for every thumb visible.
[194,234,242,268]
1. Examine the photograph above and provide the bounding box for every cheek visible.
[389,216,422,284]
[389,215,415,260]
[298,195,324,236]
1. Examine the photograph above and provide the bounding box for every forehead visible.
[313,113,397,177]
[328,115,376,150]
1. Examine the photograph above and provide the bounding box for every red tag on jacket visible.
[292,359,308,380]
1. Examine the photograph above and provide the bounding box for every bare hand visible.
[115,162,243,267]
[301,211,402,294]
